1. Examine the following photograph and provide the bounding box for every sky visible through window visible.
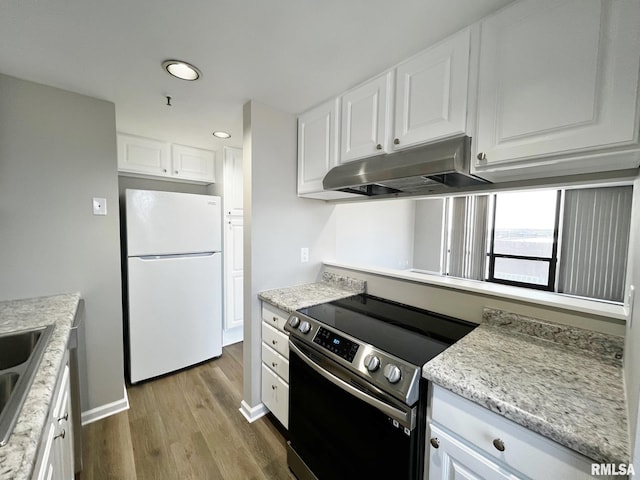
[492,190,558,286]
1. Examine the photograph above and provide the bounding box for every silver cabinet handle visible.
[393,138,400,145]
[271,362,277,368]
[271,385,276,390]
[163,168,167,173]
[272,340,277,345]
[174,170,179,174]
[493,438,505,452]
[477,152,487,161]
[57,412,69,422]
[54,429,66,440]
[430,437,440,449]
[376,144,382,150]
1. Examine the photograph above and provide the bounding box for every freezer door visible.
[127,253,222,383]
[126,189,222,256]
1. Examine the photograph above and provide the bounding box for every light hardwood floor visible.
[80,343,292,480]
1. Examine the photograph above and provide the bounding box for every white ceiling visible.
[0,0,513,150]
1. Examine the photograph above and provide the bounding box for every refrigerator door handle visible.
[137,252,219,260]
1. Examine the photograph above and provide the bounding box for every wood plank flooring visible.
[80,343,292,480]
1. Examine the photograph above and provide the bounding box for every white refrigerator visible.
[125,189,223,383]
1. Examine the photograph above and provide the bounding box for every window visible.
[416,185,633,303]
[487,190,560,291]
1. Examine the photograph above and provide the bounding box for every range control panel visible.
[313,327,359,362]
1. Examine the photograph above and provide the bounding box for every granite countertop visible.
[423,308,628,465]
[0,293,80,480]
[258,272,366,312]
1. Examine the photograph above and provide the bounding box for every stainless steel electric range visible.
[284,293,476,480]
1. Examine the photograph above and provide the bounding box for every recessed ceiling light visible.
[162,60,201,81]
[213,131,231,139]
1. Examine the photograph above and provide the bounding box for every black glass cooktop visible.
[297,294,476,366]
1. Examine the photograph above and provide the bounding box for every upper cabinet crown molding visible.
[117,133,216,185]
[472,0,640,181]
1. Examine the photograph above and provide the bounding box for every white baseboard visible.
[81,385,130,425]
[223,326,244,346]
[239,400,268,423]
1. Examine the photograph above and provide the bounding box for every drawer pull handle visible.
[272,316,277,322]
[272,340,277,345]
[477,152,487,161]
[54,429,66,440]
[272,362,277,368]
[57,412,69,422]
[493,438,505,452]
[430,437,439,449]
[376,144,382,150]
[271,385,277,390]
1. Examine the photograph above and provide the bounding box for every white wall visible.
[334,199,414,269]
[0,74,124,414]
[242,101,336,409]
[624,174,640,463]
[413,198,446,273]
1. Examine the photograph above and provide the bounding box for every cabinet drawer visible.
[261,322,289,359]
[430,385,595,479]
[261,363,289,429]
[261,342,290,382]
[262,303,289,333]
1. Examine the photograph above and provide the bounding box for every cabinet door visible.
[394,28,471,150]
[261,363,289,428]
[171,144,216,183]
[117,134,171,176]
[223,147,243,216]
[340,72,392,163]
[474,0,640,177]
[224,217,243,331]
[298,98,339,194]
[428,424,514,480]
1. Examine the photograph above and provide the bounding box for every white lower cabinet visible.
[33,356,74,480]
[427,385,605,480]
[260,303,290,428]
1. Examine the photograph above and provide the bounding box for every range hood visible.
[322,135,489,197]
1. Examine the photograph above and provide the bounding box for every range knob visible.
[288,316,300,328]
[384,364,402,384]
[364,354,381,372]
[299,321,311,334]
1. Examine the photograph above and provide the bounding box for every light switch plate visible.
[301,247,309,263]
[93,197,107,215]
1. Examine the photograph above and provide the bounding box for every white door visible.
[474,0,640,169]
[340,72,392,163]
[126,189,221,256]
[394,28,471,150]
[127,253,222,383]
[223,147,243,216]
[224,217,243,331]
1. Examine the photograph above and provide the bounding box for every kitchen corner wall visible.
[624,174,640,464]
[242,100,336,410]
[0,74,125,417]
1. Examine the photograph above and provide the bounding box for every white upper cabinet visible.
[118,133,216,184]
[171,144,216,183]
[340,72,392,163]
[223,146,243,216]
[297,98,357,199]
[473,0,640,181]
[117,134,171,177]
[394,27,472,150]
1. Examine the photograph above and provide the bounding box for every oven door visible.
[287,339,423,480]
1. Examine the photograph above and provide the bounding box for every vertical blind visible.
[447,195,489,281]
[558,186,632,302]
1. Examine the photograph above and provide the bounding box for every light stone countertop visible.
[258,272,366,312]
[0,293,80,480]
[423,308,628,465]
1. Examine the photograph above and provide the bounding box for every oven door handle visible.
[289,341,415,430]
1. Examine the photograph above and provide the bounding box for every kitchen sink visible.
[0,329,45,370]
[0,325,54,447]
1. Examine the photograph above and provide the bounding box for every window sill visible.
[323,260,628,322]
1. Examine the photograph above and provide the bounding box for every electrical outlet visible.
[92,197,107,215]
[301,247,309,263]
